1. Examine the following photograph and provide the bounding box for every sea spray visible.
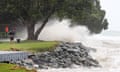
[16,19,90,42]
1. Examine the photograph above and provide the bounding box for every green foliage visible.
[0,0,65,21]
[57,0,108,34]
[56,0,93,20]
[103,19,108,30]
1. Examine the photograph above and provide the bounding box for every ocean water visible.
[37,30,120,72]
[94,30,120,40]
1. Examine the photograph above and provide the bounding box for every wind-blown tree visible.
[0,0,108,40]
[57,0,108,34]
[84,0,108,34]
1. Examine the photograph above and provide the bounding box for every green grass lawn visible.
[0,41,58,72]
[0,63,36,72]
[0,40,58,52]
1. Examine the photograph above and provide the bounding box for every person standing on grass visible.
[8,30,15,43]
[8,27,16,49]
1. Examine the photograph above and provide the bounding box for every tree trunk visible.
[27,23,35,40]
[34,11,54,40]
[34,0,64,40]
[34,7,56,40]
[34,17,49,40]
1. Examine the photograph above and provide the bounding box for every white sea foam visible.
[37,19,90,42]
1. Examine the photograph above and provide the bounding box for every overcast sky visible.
[100,0,120,31]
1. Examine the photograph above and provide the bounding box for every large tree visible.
[0,0,108,40]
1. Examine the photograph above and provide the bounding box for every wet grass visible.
[0,40,58,52]
[0,63,36,72]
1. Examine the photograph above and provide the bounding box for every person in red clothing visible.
[5,25,9,33]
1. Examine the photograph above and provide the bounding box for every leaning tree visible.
[0,0,108,40]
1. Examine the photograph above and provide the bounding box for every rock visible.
[33,64,39,69]
[25,66,33,70]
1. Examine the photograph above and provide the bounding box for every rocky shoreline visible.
[9,42,100,70]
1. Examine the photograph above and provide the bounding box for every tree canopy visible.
[0,0,109,40]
